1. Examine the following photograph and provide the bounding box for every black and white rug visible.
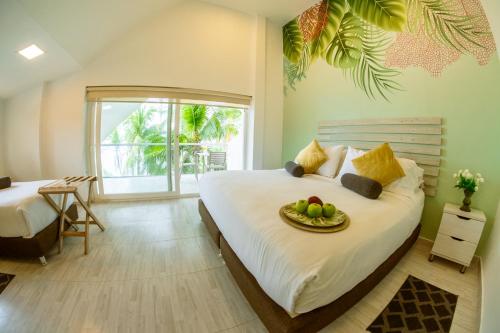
[367,275,458,333]
[0,273,15,295]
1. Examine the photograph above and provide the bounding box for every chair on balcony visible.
[207,151,227,172]
[180,148,200,180]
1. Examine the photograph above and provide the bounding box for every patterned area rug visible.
[0,273,15,295]
[367,275,458,333]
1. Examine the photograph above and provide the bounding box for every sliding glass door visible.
[87,94,247,200]
[89,100,178,199]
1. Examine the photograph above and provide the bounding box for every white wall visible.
[0,99,5,175]
[481,200,500,333]
[263,20,284,169]
[0,0,283,179]
[4,85,43,180]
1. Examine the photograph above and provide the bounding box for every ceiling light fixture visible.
[18,44,44,60]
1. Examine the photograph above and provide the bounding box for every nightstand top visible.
[444,203,486,222]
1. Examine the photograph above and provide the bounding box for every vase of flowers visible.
[453,169,484,212]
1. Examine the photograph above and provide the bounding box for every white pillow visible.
[384,158,424,197]
[316,145,344,178]
[334,146,365,182]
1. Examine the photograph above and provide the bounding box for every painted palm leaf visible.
[348,26,403,101]
[284,43,312,92]
[283,18,304,64]
[310,0,347,59]
[347,0,407,31]
[324,13,363,68]
[407,0,485,53]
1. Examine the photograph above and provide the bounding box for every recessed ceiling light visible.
[18,44,44,60]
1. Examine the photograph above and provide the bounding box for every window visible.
[86,86,250,199]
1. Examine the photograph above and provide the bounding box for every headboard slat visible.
[317,117,443,197]
[318,133,441,145]
[318,124,441,135]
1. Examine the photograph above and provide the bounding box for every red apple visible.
[308,196,323,206]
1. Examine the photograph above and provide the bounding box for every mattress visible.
[199,170,424,315]
[0,180,74,238]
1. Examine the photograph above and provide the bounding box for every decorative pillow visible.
[384,158,424,197]
[295,139,328,174]
[316,145,344,178]
[285,161,305,178]
[0,176,11,190]
[335,146,365,181]
[341,173,383,199]
[352,143,405,186]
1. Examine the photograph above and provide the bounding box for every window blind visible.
[86,86,252,107]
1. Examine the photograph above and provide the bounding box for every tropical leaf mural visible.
[283,18,304,64]
[349,26,403,101]
[309,0,347,59]
[325,13,363,69]
[347,0,407,32]
[284,0,496,101]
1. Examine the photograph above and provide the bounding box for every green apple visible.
[295,199,309,214]
[322,203,336,218]
[307,203,323,218]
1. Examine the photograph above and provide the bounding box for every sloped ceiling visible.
[201,0,318,24]
[0,0,314,99]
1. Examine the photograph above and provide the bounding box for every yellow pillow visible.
[295,139,328,174]
[352,143,405,186]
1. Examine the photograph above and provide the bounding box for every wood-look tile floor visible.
[0,199,481,333]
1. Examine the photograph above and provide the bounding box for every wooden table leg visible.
[84,181,95,255]
[74,191,105,231]
[58,193,68,254]
[42,193,75,227]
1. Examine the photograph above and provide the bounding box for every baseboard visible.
[418,235,434,243]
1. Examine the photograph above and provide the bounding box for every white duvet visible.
[199,170,424,315]
[0,180,74,238]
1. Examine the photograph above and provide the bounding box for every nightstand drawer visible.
[432,233,476,265]
[439,213,484,244]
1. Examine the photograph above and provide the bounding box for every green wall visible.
[282,55,500,254]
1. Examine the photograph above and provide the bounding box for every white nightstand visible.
[429,203,486,273]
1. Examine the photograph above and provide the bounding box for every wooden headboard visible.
[317,117,442,196]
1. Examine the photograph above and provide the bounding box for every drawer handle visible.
[451,236,465,242]
[457,215,471,221]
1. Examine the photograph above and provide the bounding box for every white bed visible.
[0,180,74,238]
[199,169,424,315]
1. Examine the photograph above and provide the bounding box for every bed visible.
[0,180,78,263]
[198,117,443,332]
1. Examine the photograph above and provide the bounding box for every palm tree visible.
[180,105,241,172]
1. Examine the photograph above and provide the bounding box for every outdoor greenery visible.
[284,0,490,101]
[103,104,242,177]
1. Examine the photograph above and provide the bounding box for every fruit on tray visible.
[295,199,309,214]
[307,203,323,218]
[322,203,337,218]
[308,196,323,206]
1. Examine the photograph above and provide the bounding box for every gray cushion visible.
[0,177,11,190]
[341,173,382,199]
[285,161,304,178]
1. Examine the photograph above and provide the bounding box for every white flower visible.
[466,172,473,179]
[453,173,458,178]
[477,173,482,178]
[458,169,463,175]
[480,177,485,183]
[475,186,479,191]
[464,169,469,173]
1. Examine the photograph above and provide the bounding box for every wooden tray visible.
[279,203,350,233]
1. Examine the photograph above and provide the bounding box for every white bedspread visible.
[0,180,74,238]
[199,170,424,315]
